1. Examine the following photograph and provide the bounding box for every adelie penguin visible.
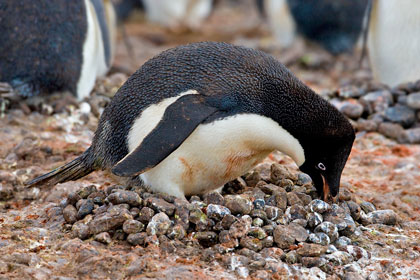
[0,0,116,99]
[26,42,355,201]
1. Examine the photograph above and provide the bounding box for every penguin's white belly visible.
[368,0,420,87]
[138,114,305,198]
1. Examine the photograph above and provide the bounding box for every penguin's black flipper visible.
[112,94,220,177]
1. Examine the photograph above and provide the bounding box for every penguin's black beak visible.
[321,175,338,203]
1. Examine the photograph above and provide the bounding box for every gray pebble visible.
[315,222,339,242]
[224,194,253,215]
[273,225,295,249]
[252,218,264,227]
[63,205,77,224]
[94,232,111,244]
[384,105,415,127]
[123,220,145,234]
[346,201,361,220]
[167,224,186,240]
[399,128,420,144]
[406,92,420,109]
[76,199,95,220]
[285,250,299,264]
[265,206,281,221]
[107,190,142,207]
[360,201,376,213]
[72,222,90,240]
[335,236,352,248]
[127,232,147,246]
[146,197,176,216]
[248,227,267,240]
[240,236,263,252]
[307,212,323,228]
[367,210,398,225]
[206,204,231,220]
[77,185,97,199]
[203,191,224,205]
[88,208,132,235]
[146,212,171,236]
[137,207,154,224]
[309,199,331,214]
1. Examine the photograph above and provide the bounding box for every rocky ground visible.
[1,1,420,279]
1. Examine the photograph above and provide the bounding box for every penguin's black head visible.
[299,127,355,202]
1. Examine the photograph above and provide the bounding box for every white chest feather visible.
[368,0,420,87]
[126,92,305,198]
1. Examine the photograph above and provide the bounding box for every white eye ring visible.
[317,162,326,171]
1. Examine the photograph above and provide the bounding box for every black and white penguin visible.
[142,0,213,30]
[258,0,368,54]
[26,42,355,201]
[368,0,420,87]
[0,0,116,99]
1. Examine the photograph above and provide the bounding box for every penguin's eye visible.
[317,162,326,171]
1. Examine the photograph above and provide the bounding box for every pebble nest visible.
[324,79,420,144]
[59,163,399,278]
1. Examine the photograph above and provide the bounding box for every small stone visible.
[406,92,420,109]
[146,213,171,236]
[220,214,236,229]
[315,232,330,245]
[307,212,323,228]
[229,216,252,239]
[357,119,378,132]
[338,85,363,98]
[399,128,420,144]
[167,224,186,240]
[288,223,309,242]
[315,222,339,242]
[88,191,106,205]
[367,210,398,225]
[323,251,353,266]
[296,192,312,205]
[206,204,231,220]
[240,236,263,252]
[262,225,274,236]
[260,183,281,194]
[224,195,253,215]
[250,209,268,220]
[137,207,154,224]
[72,222,90,240]
[287,192,303,206]
[360,202,376,213]
[77,185,97,199]
[94,232,111,244]
[123,220,145,234]
[261,236,274,248]
[194,231,217,246]
[341,214,357,236]
[339,188,352,201]
[265,206,281,221]
[296,243,328,257]
[63,205,77,224]
[346,201,361,220]
[271,163,297,183]
[189,208,208,227]
[359,90,393,114]
[309,199,331,214]
[252,218,264,227]
[301,257,327,268]
[76,199,95,220]
[296,173,312,186]
[107,190,142,207]
[291,218,307,227]
[0,184,14,201]
[343,245,371,260]
[384,105,416,127]
[127,232,147,246]
[285,250,299,264]
[378,123,405,140]
[253,198,265,210]
[145,197,175,216]
[88,208,132,234]
[324,216,347,231]
[289,205,307,220]
[248,227,267,240]
[339,100,364,119]
[273,225,295,249]
[335,236,352,248]
[219,230,238,247]
[203,191,224,205]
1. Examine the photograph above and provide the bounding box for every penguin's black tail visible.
[25,148,96,188]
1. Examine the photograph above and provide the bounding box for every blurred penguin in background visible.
[257,0,296,48]
[142,0,213,30]
[0,0,116,100]
[259,0,368,54]
[368,0,420,87]
[113,0,144,22]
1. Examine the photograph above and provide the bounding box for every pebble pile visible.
[61,163,399,278]
[324,79,420,143]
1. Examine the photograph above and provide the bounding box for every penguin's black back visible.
[93,42,350,167]
[287,0,368,54]
[0,1,86,96]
